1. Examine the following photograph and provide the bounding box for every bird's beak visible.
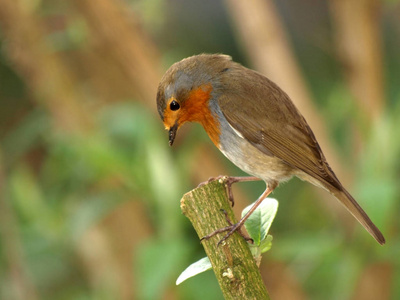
[168,123,178,146]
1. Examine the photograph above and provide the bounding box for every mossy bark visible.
[180,179,270,300]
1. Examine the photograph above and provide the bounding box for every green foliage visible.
[0,102,197,299]
[136,238,192,300]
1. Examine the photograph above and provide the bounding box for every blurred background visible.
[0,0,399,299]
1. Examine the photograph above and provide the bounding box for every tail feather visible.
[331,187,385,245]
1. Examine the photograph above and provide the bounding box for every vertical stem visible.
[180,180,270,300]
[0,152,39,300]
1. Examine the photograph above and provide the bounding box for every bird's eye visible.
[170,100,180,111]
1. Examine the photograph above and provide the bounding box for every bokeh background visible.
[0,0,399,299]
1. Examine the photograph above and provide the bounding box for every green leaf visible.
[242,198,278,245]
[176,257,212,285]
[260,235,273,253]
[249,235,273,259]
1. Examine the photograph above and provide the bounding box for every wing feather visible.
[217,66,341,190]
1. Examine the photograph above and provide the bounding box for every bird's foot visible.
[200,209,253,246]
[198,176,261,207]
[197,175,235,206]
[197,175,229,187]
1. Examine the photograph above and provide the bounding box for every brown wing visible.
[218,67,341,190]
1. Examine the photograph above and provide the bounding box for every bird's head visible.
[156,54,232,146]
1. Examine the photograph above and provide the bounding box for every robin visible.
[156,54,385,245]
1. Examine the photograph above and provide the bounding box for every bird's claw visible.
[197,175,236,206]
[197,175,228,187]
[200,209,253,245]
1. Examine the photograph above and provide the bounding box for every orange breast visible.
[180,84,221,147]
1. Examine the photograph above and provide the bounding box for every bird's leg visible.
[198,176,261,206]
[201,186,273,246]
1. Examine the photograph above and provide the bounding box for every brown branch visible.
[181,180,270,300]
[71,0,162,111]
[329,0,385,124]
[0,0,93,134]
